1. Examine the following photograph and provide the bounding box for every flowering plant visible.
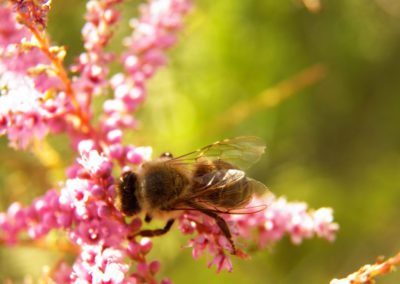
[0,0,339,283]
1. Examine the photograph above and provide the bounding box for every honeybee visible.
[116,136,268,254]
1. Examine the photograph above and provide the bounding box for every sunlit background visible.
[1,0,400,283]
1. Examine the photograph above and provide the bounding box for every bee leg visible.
[144,214,152,223]
[198,209,237,254]
[133,219,175,238]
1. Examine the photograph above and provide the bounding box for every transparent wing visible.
[192,168,246,193]
[246,178,270,197]
[169,136,266,170]
[171,169,269,211]
[162,137,267,212]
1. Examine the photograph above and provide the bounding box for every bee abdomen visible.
[204,178,251,208]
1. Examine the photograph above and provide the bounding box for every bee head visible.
[116,171,141,216]
[160,152,173,158]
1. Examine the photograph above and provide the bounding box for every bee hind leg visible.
[204,210,236,254]
[130,219,175,239]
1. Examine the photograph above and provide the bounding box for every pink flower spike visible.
[0,5,30,47]
[126,146,153,164]
[100,0,191,138]
[136,262,149,276]
[208,253,233,273]
[161,279,172,284]
[149,260,161,275]
[78,141,113,177]
[312,207,339,241]
[71,0,123,112]
[127,241,143,259]
[51,261,72,283]
[9,0,52,30]
[140,237,153,254]
[0,71,52,149]
[107,129,123,144]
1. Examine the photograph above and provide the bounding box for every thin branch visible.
[30,29,92,133]
[330,252,400,284]
[13,7,93,134]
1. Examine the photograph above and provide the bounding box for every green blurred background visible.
[1,0,400,283]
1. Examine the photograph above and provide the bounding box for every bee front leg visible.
[130,219,175,239]
[144,214,152,223]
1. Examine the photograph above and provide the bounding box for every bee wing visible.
[171,168,246,209]
[173,169,269,211]
[169,173,269,214]
[193,168,246,192]
[169,136,266,170]
[194,175,269,211]
[246,178,270,197]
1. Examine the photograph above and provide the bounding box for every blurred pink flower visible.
[0,71,49,148]
[0,4,29,47]
[178,194,339,272]
[71,245,129,283]
[101,0,192,140]
[71,0,123,114]
[51,261,73,283]
[9,0,51,30]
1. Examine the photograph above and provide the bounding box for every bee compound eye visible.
[120,171,132,181]
[160,152,173,158]
[117,171,141,216]
[123,171,137,181]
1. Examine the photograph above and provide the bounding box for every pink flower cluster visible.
[0,71,48,148]
[234,197,338,246]
[9,0,51,31]
[0,142,168,283]
[0,3,70,148]
[0,0,339,283]
[178,195,338,273]
[102,0,191,137]
[71,0,122,110]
